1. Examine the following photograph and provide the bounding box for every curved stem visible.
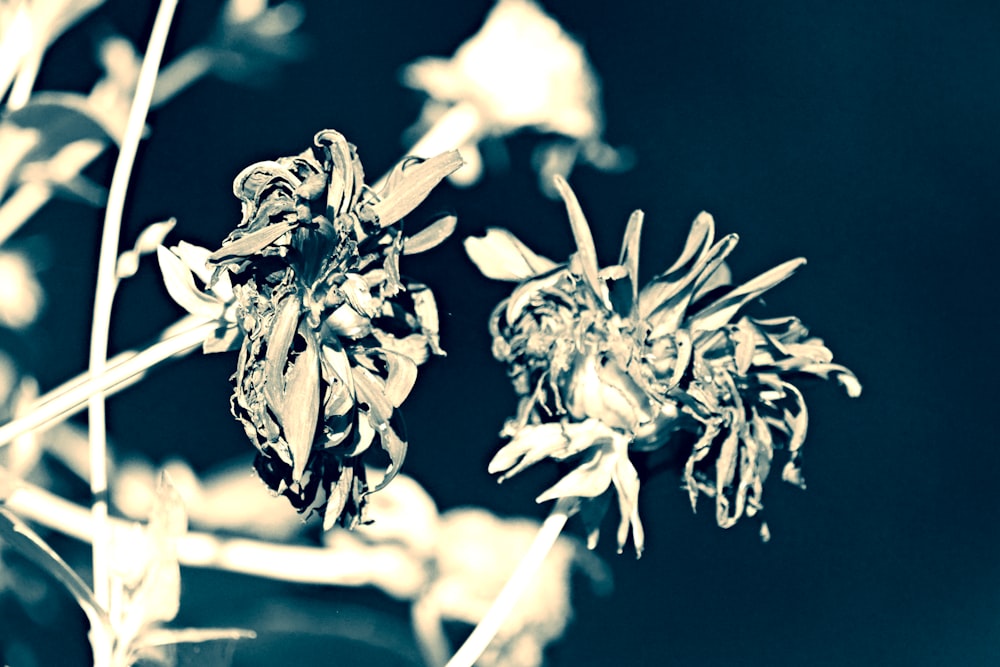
[86,0,179,637]
[444,497,577,667]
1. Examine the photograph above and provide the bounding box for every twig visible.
[444,497,578,667]
[86,1,178,658]
[4,478,417,593]
[0,315,216,449]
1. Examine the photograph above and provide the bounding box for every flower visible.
[401,0,628,195]
[465,176,860,555]
[206,130,462,529]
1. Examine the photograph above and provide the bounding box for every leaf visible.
[129,472,188,629]
[403,214,457,255]
[156,246,225,318]
[0,507,109,634]
[372,150,464,226]
[464,227,558,281]
[117,219,176,280]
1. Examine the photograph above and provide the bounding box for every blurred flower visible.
[402,0,628,195]
[0,247,43,329]
[466,176,860,555]
[205,130,461,530]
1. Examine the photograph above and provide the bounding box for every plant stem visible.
[3,477,420,593]
[86,0,178,654]
[0,315,216,449]
[444,497,578,667]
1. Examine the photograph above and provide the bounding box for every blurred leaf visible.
[0,507,109,633]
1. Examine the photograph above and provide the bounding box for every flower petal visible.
[464,227,558,281]
[372,151,464,226]
[689,257,806,333]
[403,214,457,255]
[553,175,608,309]
[156,246,226,319]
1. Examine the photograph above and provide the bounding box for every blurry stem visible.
[86,0,178,650]
[373,101,481,191]
[0,3,32,102]
[0,315,216,449]
[444,497,578,667]
[5,478,419,592]
[151,46,215,108]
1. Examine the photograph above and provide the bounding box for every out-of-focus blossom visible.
[0,248,43,329]
[402,0,628,195]
[415,507,609,667]
[466,176,860,555]
[317,470,609,667]
[192,130,461,530]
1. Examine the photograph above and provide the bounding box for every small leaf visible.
[156,246,225,318]
[0,507,109,634]
[117,219,176,279]
[403,214,457,255]
[464,227,558,281]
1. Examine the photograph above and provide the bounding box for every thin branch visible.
[4,478,417,593]
[85,0,178,637]
[444,497,577,667]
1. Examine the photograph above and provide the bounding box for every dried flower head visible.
[466,176,860,555]
[402,0,628,195]
[206,130,462,529]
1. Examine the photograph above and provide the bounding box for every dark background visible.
[9,0,1000,665]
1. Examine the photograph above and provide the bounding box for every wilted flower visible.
[204,130,461,529]
[466,176,860,555]
[402,0,628,195]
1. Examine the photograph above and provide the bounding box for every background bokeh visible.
[7,0,1000,665]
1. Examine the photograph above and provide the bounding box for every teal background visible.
[5,0,999,664]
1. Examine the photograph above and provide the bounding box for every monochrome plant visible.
[0,1,859,666]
